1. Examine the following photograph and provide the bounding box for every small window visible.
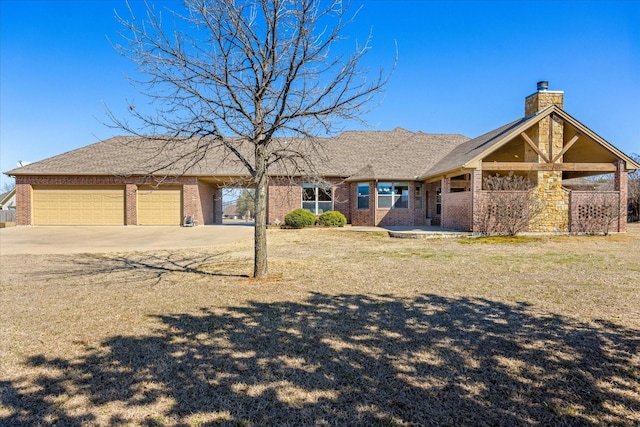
[302,184,332,215]
[357,183,369,209]
[436,187,442,215]
[415,184,423,209]
[377,182,409,209]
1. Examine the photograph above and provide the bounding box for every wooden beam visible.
[548,115,554,162]
[520,132,550,163]
[482,162,617,172]
[552,133,580,163]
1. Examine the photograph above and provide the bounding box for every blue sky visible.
[1,0,639,188]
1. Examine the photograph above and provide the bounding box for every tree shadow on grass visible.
[2,293,639,426]
[35,251,251,285]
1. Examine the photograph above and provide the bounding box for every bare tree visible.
[572,191,619,235]
[1,180,15,193]
[629,154,640,223]
[474,173,542,236]
[108,0,392,278]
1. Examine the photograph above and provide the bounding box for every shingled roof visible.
[419,117,529,179]
[420,105,640,179]
[5,129,470,181]
[7,112,636,181]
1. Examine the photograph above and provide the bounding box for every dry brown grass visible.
[1,224,639,426]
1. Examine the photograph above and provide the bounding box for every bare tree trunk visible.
[110,0,392,278]
[254,144,268,279]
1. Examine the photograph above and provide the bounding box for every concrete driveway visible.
[0,225,255,255]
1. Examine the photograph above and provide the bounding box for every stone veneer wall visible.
[530,172,570,232]
[524,90,569,232]
[525,91,564,116]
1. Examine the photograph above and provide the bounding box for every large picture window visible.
[302,184,332,214]
[357,183,369,209]
[377,182,409,209]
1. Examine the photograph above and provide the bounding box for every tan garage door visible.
[137,186,182,225]
[33,186,125,225]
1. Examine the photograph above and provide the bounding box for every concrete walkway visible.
[343,225,472,239]
[0,225,255,255]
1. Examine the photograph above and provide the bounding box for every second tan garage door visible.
[137,186,182,225]
[33,186,125,225]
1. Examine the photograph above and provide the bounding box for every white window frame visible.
[377,182,409,209]
[302,184,333,215]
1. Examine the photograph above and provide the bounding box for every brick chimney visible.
[525,80,564,116]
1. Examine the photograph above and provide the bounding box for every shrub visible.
[284,209,316,228]
[318,210,346,227]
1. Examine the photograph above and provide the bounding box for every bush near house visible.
[318,210,347,227]
[475,173,541,236]
[284,209,316,228]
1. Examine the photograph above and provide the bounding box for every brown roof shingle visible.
[9,109,634,181]
[5,129,470,181]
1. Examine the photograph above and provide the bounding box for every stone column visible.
[524,87,569,232]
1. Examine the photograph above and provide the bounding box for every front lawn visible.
[1,225,639,425]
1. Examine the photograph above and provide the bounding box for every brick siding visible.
[267,178,303,225]
[266,177,348,225]
[442,191,472,231]
[350,182,374,226]
[347,180,430,227]
[570,191,621,233]
[615,161,628,233]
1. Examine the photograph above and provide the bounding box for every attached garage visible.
[32,185,125,225]
[137,186,182,225]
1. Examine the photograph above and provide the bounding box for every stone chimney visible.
[525,80,564,116]
[523,81,569,232]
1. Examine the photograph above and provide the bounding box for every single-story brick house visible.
[5,83,639,232]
